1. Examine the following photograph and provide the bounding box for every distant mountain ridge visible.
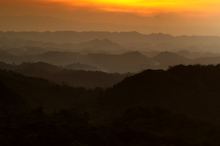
[0,61,128,88]
[75,39,126,53]
[2,31,220,53]
[2,49,220,72]
[154,52,192,68]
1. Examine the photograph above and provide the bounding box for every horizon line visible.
[1,30,220,37]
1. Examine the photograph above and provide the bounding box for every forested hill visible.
[0,69,102,111]
[2,65,220,145]
[0,62,129,88]
[101,65,220,125]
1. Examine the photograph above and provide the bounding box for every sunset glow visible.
[49,0,220,15]
[1,0,220,34]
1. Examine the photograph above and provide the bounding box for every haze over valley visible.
[2,0,220,145]
[2,31,220,73]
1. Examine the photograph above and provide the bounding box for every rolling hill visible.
[0,62,128,88]
[101,65,220,125]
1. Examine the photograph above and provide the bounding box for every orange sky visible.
[48,0,220,15]
[1,0,220,35]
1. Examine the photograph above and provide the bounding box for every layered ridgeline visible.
[2,31,220,53]
[2,50,220,73]
[0,62,129,88]
[0,50,159,73]
[2,31,220,73]
[1,65,220,145]
[0,69,101,111]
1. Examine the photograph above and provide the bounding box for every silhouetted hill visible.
[2,31,220,53]
[76,39,125,53]
[0,31,148,45]
[1,66,220,145]
[194,56,220,65]
[28,51,80,65]
[0,82,27,115]
[107,107,218,146]
[0,50,17,63]
[0,34,128,55]
[28,51,220,72]
[0,69,101,111]
[65,63,100,71]
[86,51,157,73]
[154,52,192,68]
[25,51,158,73]
[28,51,157,73]
[3,45,220,72]
[101,65,220,125]
[0,62,128,88]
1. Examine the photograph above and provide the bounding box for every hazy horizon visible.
[2,30,220,37]
[1,0,220,35]
[3,1,220,145]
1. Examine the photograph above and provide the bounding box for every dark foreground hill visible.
[0,70,101,111]
[1,66,220,145]
[101,65,220,125]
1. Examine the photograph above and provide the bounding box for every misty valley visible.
[2,32,220,146]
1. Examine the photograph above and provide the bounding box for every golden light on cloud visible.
[1,0,220,35]
[48,0,220,15]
